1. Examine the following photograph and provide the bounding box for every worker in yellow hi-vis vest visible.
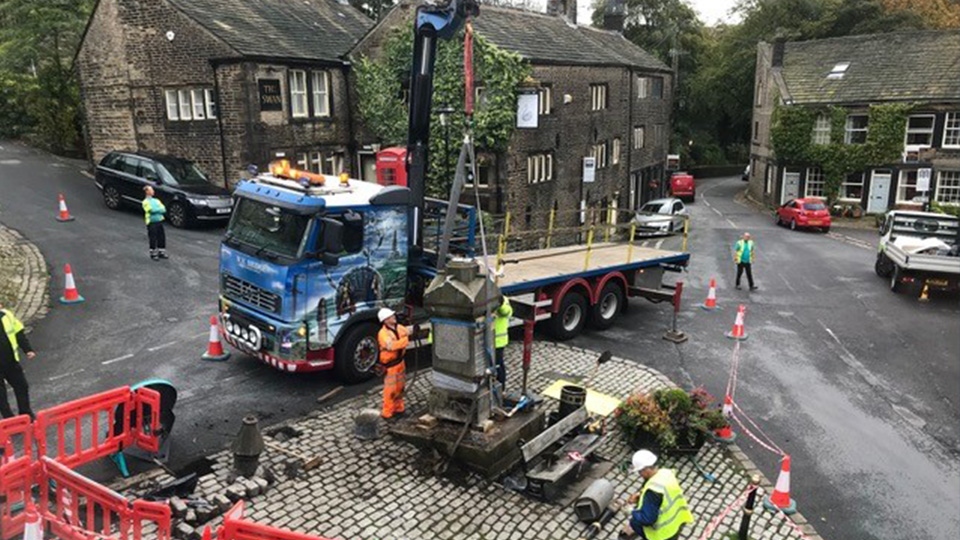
[620,450,694,540]
[142,185,168,261]
[493,297,512,392]
[0,303,37,419]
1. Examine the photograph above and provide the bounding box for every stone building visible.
[748,31,960,212]
[75,0,373,185]
[351,1,674,232]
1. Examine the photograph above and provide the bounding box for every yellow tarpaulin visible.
[541,380,622,417]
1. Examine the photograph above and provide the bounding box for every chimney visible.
[547,0,576,26]
[772,38,786,68]
[602,0,626,32]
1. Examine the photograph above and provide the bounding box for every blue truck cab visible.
[219,163,434,382]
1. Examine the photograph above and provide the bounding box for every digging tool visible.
[582,350,612,389]
[263,440,323,471]
[316,386,343,404]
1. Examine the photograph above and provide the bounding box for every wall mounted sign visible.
[258,79,283,111]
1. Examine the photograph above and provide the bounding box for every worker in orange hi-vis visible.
[377,308,409,419]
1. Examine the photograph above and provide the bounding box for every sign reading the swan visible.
[258,79,283,111]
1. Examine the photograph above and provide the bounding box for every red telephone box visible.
[375,147,408,187]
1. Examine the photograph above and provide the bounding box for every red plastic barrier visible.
[217,502,333,540]
[131,500,173,540]
[34,386,160,469]
[0,415,35,540]
[41,456,130,539]
[0,414,33,464]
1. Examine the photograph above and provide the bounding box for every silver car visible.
[633,198,688,235]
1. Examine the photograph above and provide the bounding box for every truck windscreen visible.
[227,198,310,259]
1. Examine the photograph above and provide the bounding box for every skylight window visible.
[827,63,850,80]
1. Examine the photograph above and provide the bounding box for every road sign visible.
[917,168,932,192]
[583,157,596,183]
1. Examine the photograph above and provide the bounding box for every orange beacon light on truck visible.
[269,159,326,185]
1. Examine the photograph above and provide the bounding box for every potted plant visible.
[614,392,673,452]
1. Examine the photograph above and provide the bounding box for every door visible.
[868,170,892,213]
[115,155,146,202]
[781,171,800,204]
[357,153,377,183]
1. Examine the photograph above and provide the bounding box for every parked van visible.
[669,172,695,202]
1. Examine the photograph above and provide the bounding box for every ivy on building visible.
[354,27,529,197]
[771,101,911,203]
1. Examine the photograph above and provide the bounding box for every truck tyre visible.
[335,322,379,384]
[590,282,624,330]
[547,291,588,341]
[875,253,894,278]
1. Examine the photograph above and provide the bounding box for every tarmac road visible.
[0,142,364,480]
[572,176,960,540]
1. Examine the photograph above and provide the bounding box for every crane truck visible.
[216,0,691,383]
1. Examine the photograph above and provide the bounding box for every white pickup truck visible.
[874,210,960,295]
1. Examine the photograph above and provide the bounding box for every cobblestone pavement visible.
[121,343,824,540]
[0,223,48,325]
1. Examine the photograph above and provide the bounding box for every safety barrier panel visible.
[0,414,34,539]
[216,501,332,540]
[34,386,160,469]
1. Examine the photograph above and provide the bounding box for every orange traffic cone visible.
[763,454,797,514]
[701,278,719,311]
[22,500,42,540]
[202,315,230,362]
[724,304,748,340]
[713,395,737,443]
[55,193,75,222]
[59,264,85,304]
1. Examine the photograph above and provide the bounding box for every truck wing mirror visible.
[318,217,343,266]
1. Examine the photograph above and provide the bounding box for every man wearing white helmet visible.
[377,307,409,419]
[620,449,694,540]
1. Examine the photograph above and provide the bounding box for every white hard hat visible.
[631,449,658,472]
[377,308,396,323]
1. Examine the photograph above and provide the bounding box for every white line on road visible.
[779,274,796,293]
[48,368,86,381]
[79,170,93,179]
[725,218,738,228]
[191,331,210,339]
[102,353,134,365]
[655,239,665,249]
[711,207,723,216]
[147,341,178,352]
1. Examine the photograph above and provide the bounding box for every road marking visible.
[79,170,93,179]
[102,353,134,365]
[725,218,738,228]
[778,274,796,293]
[655,239,665,249]
[711,207,723,216]
[191,331,210,339]
[826,232,873,250]
[147,341,178,352]
[48,368,86,381]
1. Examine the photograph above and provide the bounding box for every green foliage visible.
[931,202,960,217]
[354,28,528,197]
[615,387,725,451]
[347,0,396,21]
[614,392,674,449]
[0,0,93,155]
[771,102,910,202]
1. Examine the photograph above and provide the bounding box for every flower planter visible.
[666,430,707,456]
[629,429,662,453]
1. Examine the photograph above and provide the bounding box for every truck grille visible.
[223,274,281,314]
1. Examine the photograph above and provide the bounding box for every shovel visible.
[582,350,612,389]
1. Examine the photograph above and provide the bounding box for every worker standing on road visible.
[733,232,757,291]
[0,303,37,419]
[377,308,409,419]
[620,449,694,540]
[142,186,168,261]
[493,297,512,392]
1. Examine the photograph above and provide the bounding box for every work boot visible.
[150,250,159,261]
[750,286,758,291]
[158,250,168,260]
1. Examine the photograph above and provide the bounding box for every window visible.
[178,90,192,121]
[612,138,621,165]
[527,153,553,184]
[306,151,344,175]
[467,161,493,188]
[805,167,825,198]
[650,77,663,99]
[812,115,830,145]
[756,81,763,106]
[935,171,960,205]
[336,211,364,254]
[593,142,608,169]
[765,165,774,194]
[897,170,919,202]
[289,70,308,118]
[905,115,935,146]
[840,172,864,201]
[296,153,309,171]
[310,71,330,117]
[754,121,759,142]
[204,89,217,119]
[845,115,868,144]
[474,86,487,109]
[191,89,206,120]
[638,77,648,99]
[164,87,217,121]
[590,84,607,111]
[827,62,849,80]
[943,113,960,148]
[117,155,140,176]
[538,86,552,116]
[637,77,663,99]
[633,126,644,149]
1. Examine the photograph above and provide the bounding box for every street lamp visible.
[437,106,456,188]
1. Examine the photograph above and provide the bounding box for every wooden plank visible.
[499,243,680,289]
[520,407,587,463]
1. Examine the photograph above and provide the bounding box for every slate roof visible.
[780,30,960,105]
[168,0,373,62]
[470,7,670,71]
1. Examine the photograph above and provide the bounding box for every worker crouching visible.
[377,308,409,420]
[620,449,694,540]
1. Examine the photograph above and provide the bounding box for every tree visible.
[0,0,94,154]
[348,0,397,21]
[881,0,960,29]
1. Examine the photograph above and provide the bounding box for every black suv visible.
[95,151,233,228]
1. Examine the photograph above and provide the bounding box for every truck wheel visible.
[335,322,378,384]
[590,282,624,330]
[890,267,903,293]
[875,254,894,278]
[547,291,588,341]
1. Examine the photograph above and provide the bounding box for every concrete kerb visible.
[0,223,50,326]
[107,341,823,540]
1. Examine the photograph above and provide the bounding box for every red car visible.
[669,173,695,201]
[776,198,831,232]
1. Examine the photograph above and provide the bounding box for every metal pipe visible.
[583,227,595,271]
[682,215,690,252]
[739,475,760,540]
[627,223,636,262]
[546,207,556,249]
